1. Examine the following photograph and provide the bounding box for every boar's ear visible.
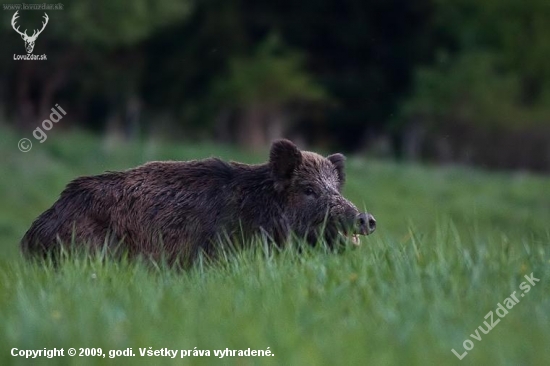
[327,153,346,186]
[270,139,302,191]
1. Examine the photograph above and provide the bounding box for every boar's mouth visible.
[337,220,374,246]
[311,216,374,247]
[328,225,365,247]
[338,232,362,246]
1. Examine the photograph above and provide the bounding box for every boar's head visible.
[269,139,376,247]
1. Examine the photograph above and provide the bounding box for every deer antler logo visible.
[11,11,49,54]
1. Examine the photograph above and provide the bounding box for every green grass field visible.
[1,127,549,365]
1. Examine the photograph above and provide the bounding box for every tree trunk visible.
[38,68,67,122]
[15,62,35,131]
[238,103,266,150]
[266,106,286,142]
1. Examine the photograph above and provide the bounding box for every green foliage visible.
[403,51,525,129]
[404,0,550,130]
[1,129,550,364]
[435,0,550,81]
[214,34,326,107]
[66,0,192,47]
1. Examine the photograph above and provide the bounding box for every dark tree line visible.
[1,0,549,170]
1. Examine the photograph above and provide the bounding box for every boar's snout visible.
[357,212,376,235]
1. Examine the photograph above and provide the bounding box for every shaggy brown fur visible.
[21,139,375,265]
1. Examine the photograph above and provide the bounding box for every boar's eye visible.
[303,187,316,196]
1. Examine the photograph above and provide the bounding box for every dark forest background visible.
[1,0,550,171]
